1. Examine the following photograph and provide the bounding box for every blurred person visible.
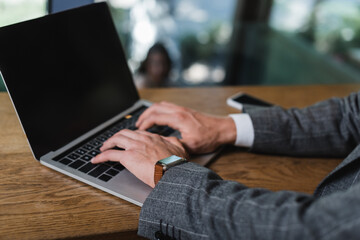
[134,42,172,88]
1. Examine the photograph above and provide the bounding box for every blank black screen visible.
[0,3,139,160]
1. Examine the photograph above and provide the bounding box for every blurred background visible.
[1,0,360,91]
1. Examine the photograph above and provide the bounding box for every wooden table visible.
[1,84,359,240]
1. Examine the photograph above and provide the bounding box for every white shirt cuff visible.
[229,114,255,148]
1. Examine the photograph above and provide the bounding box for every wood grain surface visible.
[1,84,359,240]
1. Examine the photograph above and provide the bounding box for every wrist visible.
[217,117,237,145]
[154,155,187,186]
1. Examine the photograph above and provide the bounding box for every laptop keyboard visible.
[54,106,175,182]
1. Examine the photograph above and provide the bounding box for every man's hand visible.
[136,101,236,154]
[91,129,187,188]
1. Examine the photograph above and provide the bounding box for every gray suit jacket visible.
[138,92,360,240]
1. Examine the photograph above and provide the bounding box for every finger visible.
[158,101,179,108]
[108,129,160,151]
[137,113,182,131]
[91,149,127,164]
[160,101,193,114]
[135,129,159,137]
[136,104,168,127]
[136,103,177,127]
[100,133,138,151]
[114,129,154,142]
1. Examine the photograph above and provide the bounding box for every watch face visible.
[159,155,183,165]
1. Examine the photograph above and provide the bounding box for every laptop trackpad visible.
[107,169,152,206]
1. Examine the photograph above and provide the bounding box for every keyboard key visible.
[104,131,114,138]
[161,127,175,137]
[83,144,93,150]
[69,160,86,169]
[79,162,98,173]
[99,174,112,182]
[128,126,137,130]
[56,107,148,172]
[89,150,100,157]
[113,164,125,171]
[109,127,120,134]
[146,125,174,136]
[81,155,92,161]
[75,148,87,155]
[147,125,162,133]
[89,164,111,178]
[68,153,80,160]
[117,124,125,130]
[60,158,72,165]
[97,135,107,142]
[89,140,102,147]
[104,161,119,166]
[106,169,120,177]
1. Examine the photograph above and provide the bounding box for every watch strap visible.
[154,155,187,185]
[154,164,164,185]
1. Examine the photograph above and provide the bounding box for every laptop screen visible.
[0,3,140,160]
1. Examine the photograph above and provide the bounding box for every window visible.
[108,0,236,86]
[265,0,360,85]
[1,0,359,91]
[0,0,46,27]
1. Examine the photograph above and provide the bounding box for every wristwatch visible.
[154,155,187,185]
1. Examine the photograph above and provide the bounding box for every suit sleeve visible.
[138,162,360,240]
[247,92,360,157]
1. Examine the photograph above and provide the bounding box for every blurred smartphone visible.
[227,92,273,112]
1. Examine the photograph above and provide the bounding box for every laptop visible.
[0,2,219,206]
